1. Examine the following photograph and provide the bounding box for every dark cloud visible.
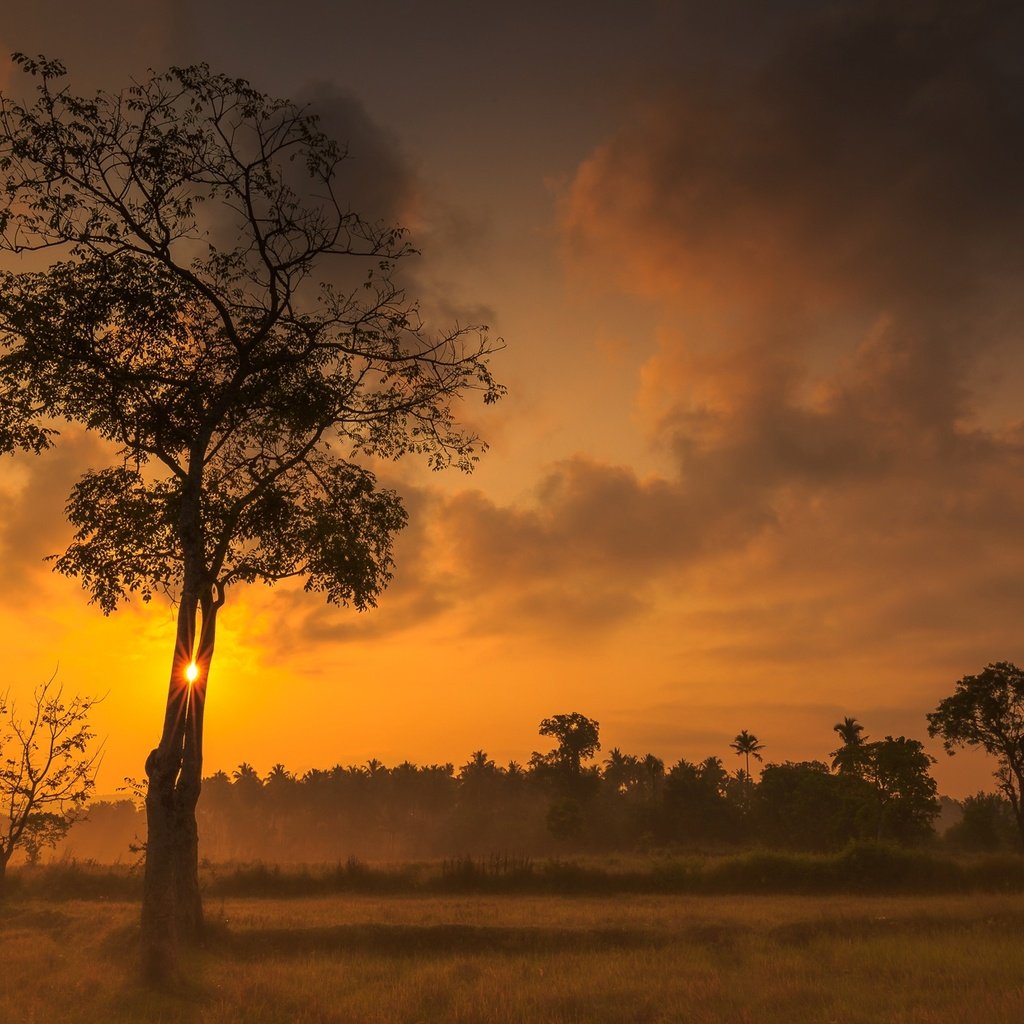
[295,82,414,231]
[283,0,1024,646]
[557,0,1024,556]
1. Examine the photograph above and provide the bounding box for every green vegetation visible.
[3,890,1024,1023]
[6,844,1024,901]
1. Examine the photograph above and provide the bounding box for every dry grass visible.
[3,892,1024,1022]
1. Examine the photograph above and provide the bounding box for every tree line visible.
[58,707,1018,864]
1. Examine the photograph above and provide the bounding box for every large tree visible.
[928,661,1024,845]
[0,56,501,977]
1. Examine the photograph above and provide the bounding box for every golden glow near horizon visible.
[185,662,199,684]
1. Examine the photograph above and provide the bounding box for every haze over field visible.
[1,1,1022,797]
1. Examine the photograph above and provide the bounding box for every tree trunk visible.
[1012,771,1024,850]
[0,851,9,899]
[141,584,218,983]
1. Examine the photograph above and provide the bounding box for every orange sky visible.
[1,1,1022,798]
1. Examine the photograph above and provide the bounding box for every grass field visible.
[3,890,1024,1023]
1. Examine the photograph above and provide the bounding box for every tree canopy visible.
[535,713,601,776]
[0,56,503,614]
[928,661,1024,843]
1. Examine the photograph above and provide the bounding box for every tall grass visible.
[3,891,1024,1022]
[8,842,1023,901]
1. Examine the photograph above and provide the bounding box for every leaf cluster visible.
[928,661,1024,813]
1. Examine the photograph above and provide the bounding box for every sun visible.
[185,661,199,684]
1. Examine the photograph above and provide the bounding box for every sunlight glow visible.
[185,661,199,684]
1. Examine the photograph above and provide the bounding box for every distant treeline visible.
[62,713,1020,864]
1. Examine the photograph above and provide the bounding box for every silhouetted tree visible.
[831,716,869,775]
[535,714,601,776]
[265,764,294,788]
[231,763,261,787]
[602,747,639,795]
[664,756,740,845]
[530,714,601,842]
[0,57,500,975]
[0,676,100,892]
[928,662,1024,845]
[730,730,764,802]
[756,761,870,850]
[860,736,939,842]
[639,754,666,802]
[944,792,1019,852]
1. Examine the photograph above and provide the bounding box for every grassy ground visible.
[3,891,1024,1023]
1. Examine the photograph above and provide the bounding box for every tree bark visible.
[141,582,218,983]
[1011,771,1024,849]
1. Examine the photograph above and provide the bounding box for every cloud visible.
[0,431,111,597]
[557,2,1024,531]
[270,1,1024,653]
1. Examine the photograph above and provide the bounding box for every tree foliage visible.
[0,56,503,613]
[944,792,1020,852]
[533,713,601,776]
[730,730,764,764]
[860,736,939,843]
[831,715,868,774]
[928,661,1024,843]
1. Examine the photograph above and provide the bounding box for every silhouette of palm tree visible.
[831,716,868,773]
[265,763,293,786]
[641,753,665,799]
[459,750,497,779]
[231,762,261,785]
[730,730,765,790]
[603,747,639,794]
[834,716,866,747]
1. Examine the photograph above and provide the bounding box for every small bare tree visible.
[0,675,101,894]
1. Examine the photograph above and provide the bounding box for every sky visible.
[1,0,1022,797]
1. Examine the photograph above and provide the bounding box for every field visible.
[3,889,1024,1023]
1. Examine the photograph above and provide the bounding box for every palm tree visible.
[459,750,497,780]
[640,753,665,800]
[834,716,866,747]
[603,747,639,794]
[265,763,294,787]
[231,762,261,786]
[730,730,765,784]
[831,716,868,774]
